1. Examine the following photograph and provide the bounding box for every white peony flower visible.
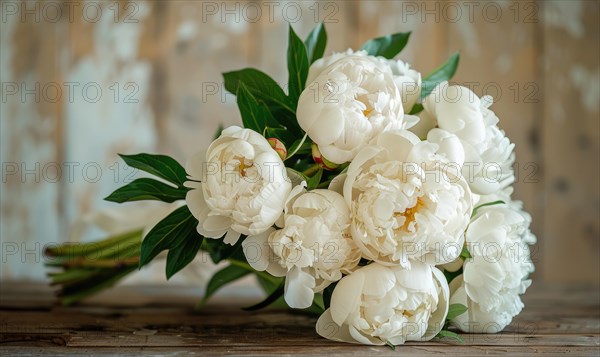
[243,185,361,308]
[449,203,536,333]
[342,130,473,267]
[316,261,449,345]
[185,126,292,245]
[378,58,422,113]
[297,50,410,165]
[307,51,422,114]
[421,82,515,195]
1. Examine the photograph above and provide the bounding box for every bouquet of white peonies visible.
[46,24,535,347]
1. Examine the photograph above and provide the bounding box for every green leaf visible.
[323,282,336,310]
[287,25,309,105]
[446,303,468,320]
[242,282,285,311]
[306,167,323,190]
[409,103,424,115]
[264,126,295,145]
[421,52,460,99]
[139,205,197,267]
[236,82,279,134]
[472,200,505,218]
[304,23,327,64]
[437,329,464,343]
[360,32,411,59]
[285,168,309,187]
[443,268,463,285]
[223,68,298,130]
[119,153,188,188]
[204,236,245,264]
[165,232,204,280]
[386,341,396,350]
[460,246,472,260]
[286,135,311,160]
[104,178,187,203]
[199,265,251,306]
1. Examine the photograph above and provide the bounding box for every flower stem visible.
[227,258,280,285]
[302,164,321,177]
[316,179,332,189]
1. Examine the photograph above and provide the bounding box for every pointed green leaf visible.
[285,134,310,161]
[447,303,468,320]
[204,236,245,264]
[285,168,309,187]
[223,68,301,134]
[264,126,295,145]
[304,23,327,64]
[287,25,309,105]
[306,167,323,190]
[437,329,464,343]
[236,82,279,133]
[118,153,187,188]
[140,205,197,267]
[199,265,251,306]
[105,178,187,203]
[166,233,204,279]
[421,52,460,99]
[409,103,424,115]
[360,32,411,59]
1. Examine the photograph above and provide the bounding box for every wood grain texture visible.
[0,283,599,356]
[0,0,599,284]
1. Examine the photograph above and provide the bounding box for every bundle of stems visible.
[45,229,143,306]
[45,230,325,314]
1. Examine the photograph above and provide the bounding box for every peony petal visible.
[330,269,365,326]
[394,260,433,292]
[427,128,465,166]
[349,325,383,345]
[242,229,273,272]
[298,100,345,147]
[409,109,437,139]
[319,144,356,165]
[284,268,316,309]
[316,309,357,344]
[423,267,450,340]
[376,130,420,162]
[223,229,241,245]
[203,215,232,235]
[186,186,210,221]
[328,173,346,195]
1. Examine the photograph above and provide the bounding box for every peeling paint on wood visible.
[0,0,598,285]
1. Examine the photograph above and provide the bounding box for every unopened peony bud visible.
[267,138,287,161]
[311,143,338,170]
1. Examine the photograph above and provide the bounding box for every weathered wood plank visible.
[1,283,599,355]
[1,346,599,357]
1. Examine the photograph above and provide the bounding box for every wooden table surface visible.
[1,283,599,356]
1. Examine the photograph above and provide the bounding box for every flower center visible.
[396,198,424,232]
[237,158,254,177]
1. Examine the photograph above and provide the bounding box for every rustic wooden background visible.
[0,0,598,286]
